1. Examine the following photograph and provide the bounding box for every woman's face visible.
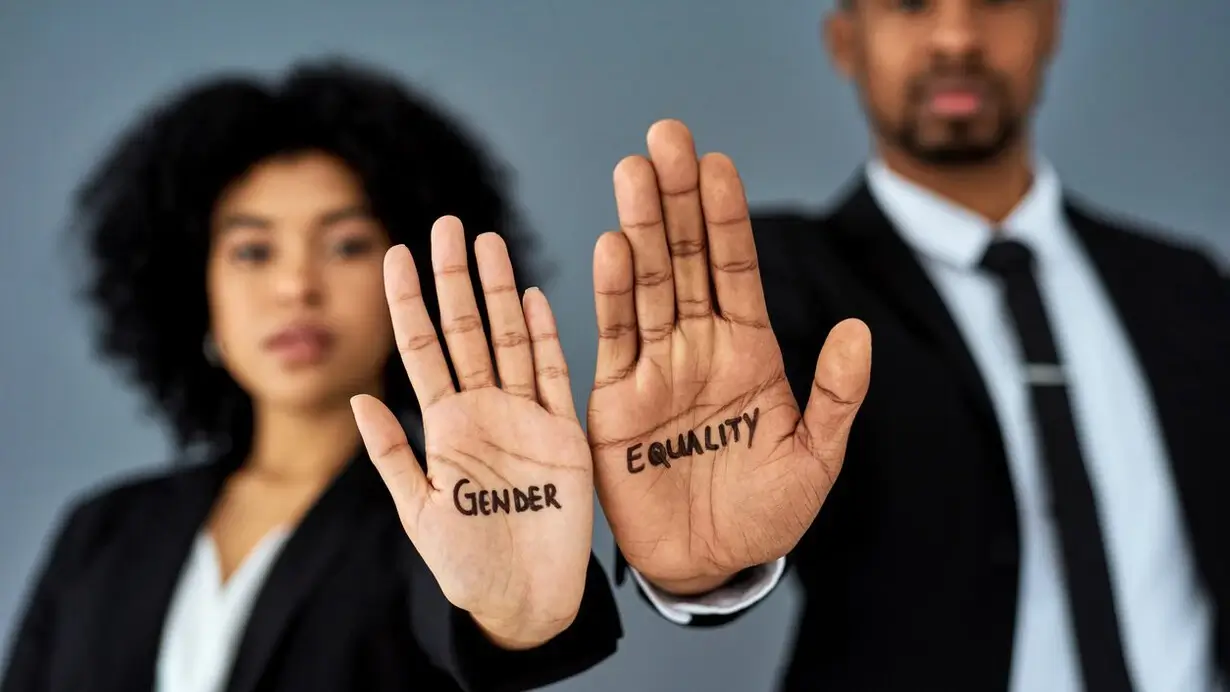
[206,151,395,414]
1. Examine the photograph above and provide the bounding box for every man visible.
[586,1,1228,690]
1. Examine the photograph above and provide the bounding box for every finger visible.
[432,216,496,390]
[474,232,536,401]
[646,120,711,321]
[352,394,428,538]
[385,244,455,409]
[698,153,769,328]
[592,230,638,389]
[523,287,577,420]
[613,154,675,350]
[797,319,872,488]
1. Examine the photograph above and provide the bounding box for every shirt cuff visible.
[629,558,787,625]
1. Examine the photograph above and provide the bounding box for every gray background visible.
[1,1,1226,690]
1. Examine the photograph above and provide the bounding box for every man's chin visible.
[895,117,1020,167]
[906,143,1008,166]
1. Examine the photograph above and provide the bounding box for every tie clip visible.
[1024,363,1066,386]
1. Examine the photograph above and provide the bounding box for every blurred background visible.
[1,1,1226,690]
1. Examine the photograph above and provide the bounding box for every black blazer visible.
[2,449,621,692]
[619,181,1229,690]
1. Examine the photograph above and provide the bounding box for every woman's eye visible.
[332,236,375,258]
[231,242,271,263]
[896,0,930,13]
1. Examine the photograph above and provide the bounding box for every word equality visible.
[452,478,562,516]
[626,408,760,474]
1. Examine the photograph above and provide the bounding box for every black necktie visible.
[980,239,1135,692]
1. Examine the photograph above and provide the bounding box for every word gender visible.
[625,407,760,474]
[452,478,562,516]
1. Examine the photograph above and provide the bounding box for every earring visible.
[203,332,221,367]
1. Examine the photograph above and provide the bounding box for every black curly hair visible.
[73,57,542,457]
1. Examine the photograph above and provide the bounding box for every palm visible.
[589,120,872,589]
[590,320,806,575]
[410,390,592,625]
[353,219,593,647]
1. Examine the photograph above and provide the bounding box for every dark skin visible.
[825,0,1061,222]
[587,0,1063,597]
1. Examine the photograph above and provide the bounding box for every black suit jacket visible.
[2,449,621,692]
[620,181,1229,690]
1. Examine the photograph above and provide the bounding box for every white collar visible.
[864,157,1068,270]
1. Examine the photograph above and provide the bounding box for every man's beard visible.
[891,110,1020,165]
[866,69,1023,167]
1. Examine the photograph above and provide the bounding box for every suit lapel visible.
[1065,203,1221,491]
[1063,203,1200,450]
[827,182,1001,434]
[1066,205,1229,612]
[83,461,227,690]
[224,452,386,692]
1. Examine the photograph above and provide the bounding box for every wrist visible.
[470,610,577,651]
[642,570,740,597]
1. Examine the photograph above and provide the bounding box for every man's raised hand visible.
[588,120,872,595]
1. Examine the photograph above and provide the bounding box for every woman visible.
[1,59,619,692]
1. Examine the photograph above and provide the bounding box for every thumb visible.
[351,394,429,539]
[797,319,872,483]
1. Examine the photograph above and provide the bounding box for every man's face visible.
[827,0,1059,166]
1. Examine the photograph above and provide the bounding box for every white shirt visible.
[156,528,291,692]
[152,422,429,692]
[639,159,1223,691]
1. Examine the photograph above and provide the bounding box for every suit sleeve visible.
[1221,267,1229,314]
[1,499,103,692]
[615,213,854,627]
[404,549,621,692]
